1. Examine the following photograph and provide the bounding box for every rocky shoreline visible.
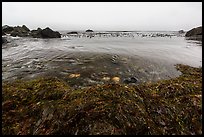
[185,26,202,41]
[2,25,61,38]
[2,25,202,135]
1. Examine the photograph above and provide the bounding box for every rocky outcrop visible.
[2,25,14,34]
[30,28,42,38]
[30,27,61,38]
[86,29,94,32]
[67,31,78,34]
[22,25,30,32]
[185,26,202,37]
[2,25,30,37]
[178,30,185,34]
[2,25,61,38]
[40,27,61,38]
[10,25,30,37]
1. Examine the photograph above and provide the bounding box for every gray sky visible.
[2,2,202,31]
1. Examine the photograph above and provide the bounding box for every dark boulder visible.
[22,25,30,32]
[67,31,78,34]
[40,27,61,38]
[10,25,30,37]
[178,30,185,34]
[123,77,138,84]
[2,31,6,35]
[185,26,202,37]
[2,25,30,37]
[2,25,14,34]
[30,27,61,38]
[30,28,42,38]
[2,37,7,44]
[86,29,94,32]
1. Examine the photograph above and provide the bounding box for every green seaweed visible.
[2,64,202,135]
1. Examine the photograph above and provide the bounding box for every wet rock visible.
[86,29,94,32]
[123,77,138,84]
[2,31,6,35]
[86,78,98,84]
[2,37,7,44]
[30,27,61,38]
[67,31,78,34]
[178,30,185,34]
[112,54,119,59]
[111,55,119,64]
[22,25,30,32]
[2,25,14,34]
[185,26,202,37]
[40,27,61,38]
[30,28,42,38]
[69,73,81,78]
[10,25,30,37]
[112,77,120,83]
[102,77,110,81]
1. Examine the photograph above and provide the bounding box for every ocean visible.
[2,31,202,88]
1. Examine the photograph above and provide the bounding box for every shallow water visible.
[2,31,202,87]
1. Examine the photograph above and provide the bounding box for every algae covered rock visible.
[2,64,202,135]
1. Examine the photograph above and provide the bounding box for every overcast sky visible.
[2,2,202,31]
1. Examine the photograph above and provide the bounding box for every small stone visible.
[36,102,41,105]
[69,73,81,78]
[112,77,120,83]
[102,77,110,81]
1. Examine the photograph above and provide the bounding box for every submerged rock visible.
[123,77,138,84]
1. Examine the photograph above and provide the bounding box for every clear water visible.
[2,31,202,87]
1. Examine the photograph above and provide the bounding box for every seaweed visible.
[2,64,202,135]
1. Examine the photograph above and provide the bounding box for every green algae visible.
[2,64,202,135]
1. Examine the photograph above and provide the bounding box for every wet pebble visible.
[102,77,110,81]
[112,77,120,83]
[69,73,81,78]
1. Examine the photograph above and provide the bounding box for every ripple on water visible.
[2,35,201,85]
